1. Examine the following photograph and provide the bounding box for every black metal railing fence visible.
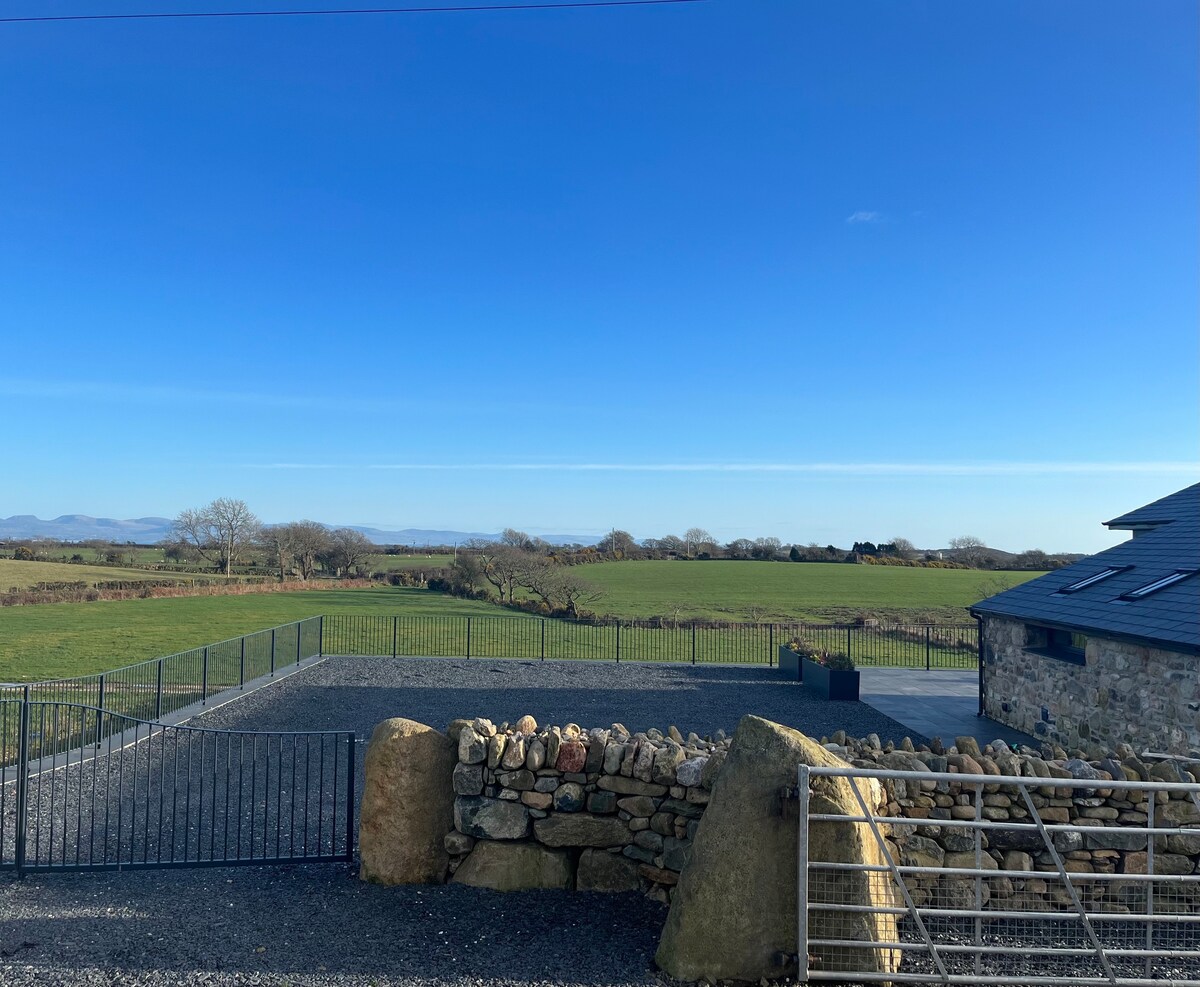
[320,614,979,669]
[0,700,353,873]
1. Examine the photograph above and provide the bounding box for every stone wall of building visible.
[980,614,1200,756]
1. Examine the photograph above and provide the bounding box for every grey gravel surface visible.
[193,655,927,747]
[0,658,924,986]
[0,864,669,986]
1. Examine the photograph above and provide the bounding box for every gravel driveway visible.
[1,656,920,986]
[194,655,925,746]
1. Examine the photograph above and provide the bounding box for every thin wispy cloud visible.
[243,461,1200,476]
[845,210,882,224]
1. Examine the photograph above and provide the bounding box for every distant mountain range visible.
[0,514,598,547]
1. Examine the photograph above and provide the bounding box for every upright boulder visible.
[656,715,899,983]
[359,717,457,885]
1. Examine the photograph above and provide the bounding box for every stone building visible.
[972,482,1199,755]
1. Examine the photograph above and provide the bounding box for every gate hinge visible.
[774,784,802,819]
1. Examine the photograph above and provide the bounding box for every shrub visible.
[783,638,856,670]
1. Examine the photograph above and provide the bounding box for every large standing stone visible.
[577,848,643,892]
[450,840,573,891]
[656,715,899,983]
[534,813,633,848]
[359,717,457,885]
[454,796,532,840]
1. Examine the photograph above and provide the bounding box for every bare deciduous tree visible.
[320,527,376,578]
[949,535,989,568]
[684,527,715,558]
[172,498,261,575]
[890,536,917,560]
[477,545,528,602]
[520,558,602,617]
[263,520,331,580]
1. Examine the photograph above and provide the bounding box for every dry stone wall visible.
[360,712,1200,916]
[825,729,1200,913]
[443,715,729,899]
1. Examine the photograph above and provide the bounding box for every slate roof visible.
[1106,482,1200,530]
[971,482,1200,654]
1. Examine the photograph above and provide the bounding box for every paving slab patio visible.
[858,668,1038,749]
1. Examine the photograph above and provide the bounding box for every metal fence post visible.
[615,622,621,663]
[318,615,325,657]
[466,618,471,660]
[201,647,209,704]
[796,763,810,982]
[345,732,356,860]
[270,628,276,676]
[846,626,852,659]
[296,624,302,666]
[691,622,696,665]
[95,674,106,742]
[540,620,545,661]
[155,659,164,720]
[769,623,775,666]
[240,637,246,689]
[14,686,30,877]
[392,616,398,659]
[926,625,931,671]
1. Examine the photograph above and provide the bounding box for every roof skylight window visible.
[1058,566,1131,594]
[1118,569,1197,600]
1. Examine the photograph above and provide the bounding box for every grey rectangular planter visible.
[779,645,803,681]
[801,657,859,701]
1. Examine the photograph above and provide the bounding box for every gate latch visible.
[775,784,801,820]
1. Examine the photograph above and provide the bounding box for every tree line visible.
[166,498,376,579]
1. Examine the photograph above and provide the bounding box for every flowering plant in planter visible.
[784,639,856,671]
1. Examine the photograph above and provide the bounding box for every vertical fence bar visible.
[239,637,246,689]
[1146,789,1156,979]
[155,659,164,720]
[845,626,851,659]
[615,622,621,663]
[95,675,106,743]
[14,687,30,876]
[465,618,471,660]
[318,615,324,656]
[691,622,696,665]
[201,647,209,705]
[540,620,546,661]
[769,623,775,666]
[296,624,302,666]
[392,616,398,659]
[270,629,276,677]
[925,625,931,671]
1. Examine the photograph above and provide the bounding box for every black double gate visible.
[0,698,355,873]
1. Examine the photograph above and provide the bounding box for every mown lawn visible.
[0,587,498,682]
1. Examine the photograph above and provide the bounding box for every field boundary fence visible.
[320,614,980,669]
[797,764,1200,985]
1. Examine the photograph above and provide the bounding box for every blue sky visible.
[1,0,1196,552]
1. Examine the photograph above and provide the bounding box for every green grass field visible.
[0,560,1040,683]
[571,560,1040,623]
[367,553,455,572]
[0,587,502,681]
[0,558,225,591]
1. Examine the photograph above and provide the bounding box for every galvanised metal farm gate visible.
[797,764,1200,986]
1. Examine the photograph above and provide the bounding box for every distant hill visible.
[0,514,598,547]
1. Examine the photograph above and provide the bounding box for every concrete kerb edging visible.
[2,651,336,784]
